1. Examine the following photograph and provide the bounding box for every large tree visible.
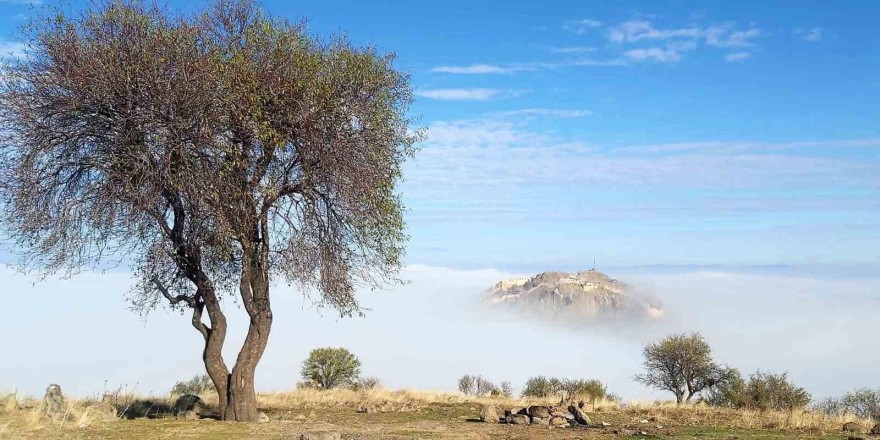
[633,333,723,404]
[0,0,417,422]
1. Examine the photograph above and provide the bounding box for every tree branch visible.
[151,276,197,308]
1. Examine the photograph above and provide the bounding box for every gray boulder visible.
[174,394,206,415]
[550,416,567,426]
[568,404,592,425]
[258,411,269,423]
[508,413,530,425]
[531,416,550,425]
[177,410,198,421]
[44,384,64,415]
[527,405,551,418]
[480,405,498,423]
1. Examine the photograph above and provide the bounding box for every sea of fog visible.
[0,264,877,400]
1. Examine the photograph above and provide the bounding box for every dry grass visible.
[620,400,876,434]
[1,388,876,439]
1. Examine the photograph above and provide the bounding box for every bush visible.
[351,377,383,391]
[704,367,747,408]
[170,374,213,396]
[521,376,607,402]
[458,374,498,396]
[815,388,880,420]
[740,371,810,411]
[301,347,362,389]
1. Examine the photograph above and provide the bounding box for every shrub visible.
[500,381,513,398]
[740,371,811,411]
[458,374,498,396]
[351,377,383,391]
[301,347,362,389]
[704,367,747,408]
[170,374,213,396]
[815,388,880,421]
[521,376,607,402]
[522,376,556,398]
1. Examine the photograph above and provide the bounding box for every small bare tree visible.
[633,333,722,404]
[0,0,417,422]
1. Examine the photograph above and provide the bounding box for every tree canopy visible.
[0,0,417,421]
[633,333,723,403]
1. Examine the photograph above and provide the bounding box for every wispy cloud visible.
[564,18,603,34]
[494,108,593,118]
[548,46,596,54]
[0,41,25,59]
[608,20,701,43]
[414,88,505,101]
[794,27,823,42]
[431,64,533,74]
[603,20,760,63]
[625,47,682,63]
[724,52,750,62]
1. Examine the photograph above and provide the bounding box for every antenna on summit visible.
[592,258,596,270]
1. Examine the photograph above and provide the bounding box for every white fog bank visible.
[0,264,877,401]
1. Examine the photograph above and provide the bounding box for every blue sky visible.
[2,0,880,270]
[1,1,879,400]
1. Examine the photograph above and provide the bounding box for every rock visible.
[177,410,198,421]
[300,432,342,440]
[550,409,569,418]
[531,416,550,425]
[480,405,498,423]
[508,413,530,425]
[485,269,662,320]
[508,407,525,416]
[568,404,591,425]
[871,423,880,435]
[843,422,863,433]
[174,394,206,415]
[846,436,865,440]
[357,405,377,413]
[258,411,269,423]
[44,384,64,415]
[601,421,611,427]
[527,405,551,418]
[550,416,567,426]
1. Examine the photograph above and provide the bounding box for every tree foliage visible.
[815,388,880,421]
[633,333,723,403]
[301,347,362,389]
[171,374,214,396]
[0,0,417,422]
[739,371,811,411]
[520,376,607,402]
[458,374,498,396]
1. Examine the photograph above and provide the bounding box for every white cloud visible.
[705,26,760,47]
[794,27,823,42]
[608,20,701,43]
[494,108,593,118]
[414,88,503,101]
[625,47,681,63]
[431,64,529,74]
[564,18,603,34]
[549,46,596,54]
[724,52,751,62]
[0,41,26,59]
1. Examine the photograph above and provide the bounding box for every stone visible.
[357,405,377,413]
[44,384,64,415]
[508,413,530,425]
[531,416,550,425]
[601,421,611,427]
[300,432,342,440]
[871,423,880,435]
[174,394,206,415]
[843,422,863,433]
[480,405,498,423]
[508,407,525,416]
[550,409,569,418]
[527,405,551,418]
[177,410,199,421]
[550,416,567,426]
[568,404,592,426]
[258,411,269,423]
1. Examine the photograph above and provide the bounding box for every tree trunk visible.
[195,281,233,418]
[222,266,273,422]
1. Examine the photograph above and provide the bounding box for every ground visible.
[1,397,874,440]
